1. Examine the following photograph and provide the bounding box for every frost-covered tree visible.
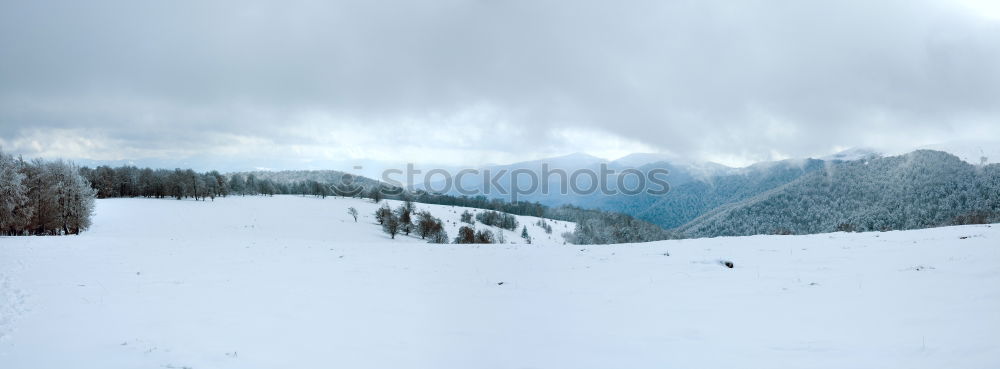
[245,174,258,195]
[460,210,474,224]
[258,179,276,196]
[536,219,553,234]
[412,210,449,243]
[474,229,495,244]
[229,173,246,196]
[206,171,228,199]
[402,194,414,214]
[368,186,383,203]
[347,207,358,222]
[475,210,519,230]
[56,162,97,234]
[0,151,96,236]
[521,226,531,244]
[308,180,328,198]
[428,221,449,244]
[415,211,436,239]
[679,150,1000,237]
[374,204,391,225]
[0,151,32,235]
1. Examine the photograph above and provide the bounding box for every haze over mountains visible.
[417,143,997,235]
[58,142,999,242]
[216,142,1000,239]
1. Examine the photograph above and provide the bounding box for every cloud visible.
[1,0,998,168]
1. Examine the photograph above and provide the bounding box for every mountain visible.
[411,147,1000,241]
[678,150,1000,237]
[236,169,383,188]
[418,152,729,214]
[417,152,844,231]
[915,140,1000,165]
[609,158,825,229]
[819,147,881,162]
[610,153,679,167]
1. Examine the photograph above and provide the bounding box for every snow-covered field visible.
[1,196,999,369]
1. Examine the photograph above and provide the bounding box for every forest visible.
[679,151,1000,236]
[0,150,96,235]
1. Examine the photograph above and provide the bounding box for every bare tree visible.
[416,211,436,239]
[397,205,412,235]
[428,220,449,244]
[375,204,391,224]
[460,210,474,224]
[382,212,400,239]
[454,226,476,244]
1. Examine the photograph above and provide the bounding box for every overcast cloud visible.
[1,0,999,169]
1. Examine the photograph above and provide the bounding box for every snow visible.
[1,196,999,369]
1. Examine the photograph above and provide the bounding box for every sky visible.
[1,0,999,170]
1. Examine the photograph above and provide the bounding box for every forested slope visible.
[679,150,1000,237]
[631,159,827,229]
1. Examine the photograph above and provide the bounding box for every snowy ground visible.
[1,196,999,369]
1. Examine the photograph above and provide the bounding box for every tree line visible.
[80,166,231,200]
[43,163,678,244]
[77,165,371,200]
[406,191,677,244]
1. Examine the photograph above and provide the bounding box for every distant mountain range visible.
[228,143,1000,238]
[409,146,999,238]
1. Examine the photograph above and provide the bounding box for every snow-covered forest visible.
[679,150,1000,236]
[0,150,95,235]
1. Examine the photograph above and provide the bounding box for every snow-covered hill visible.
[915,140,1000,165]
[1,196,998,368]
